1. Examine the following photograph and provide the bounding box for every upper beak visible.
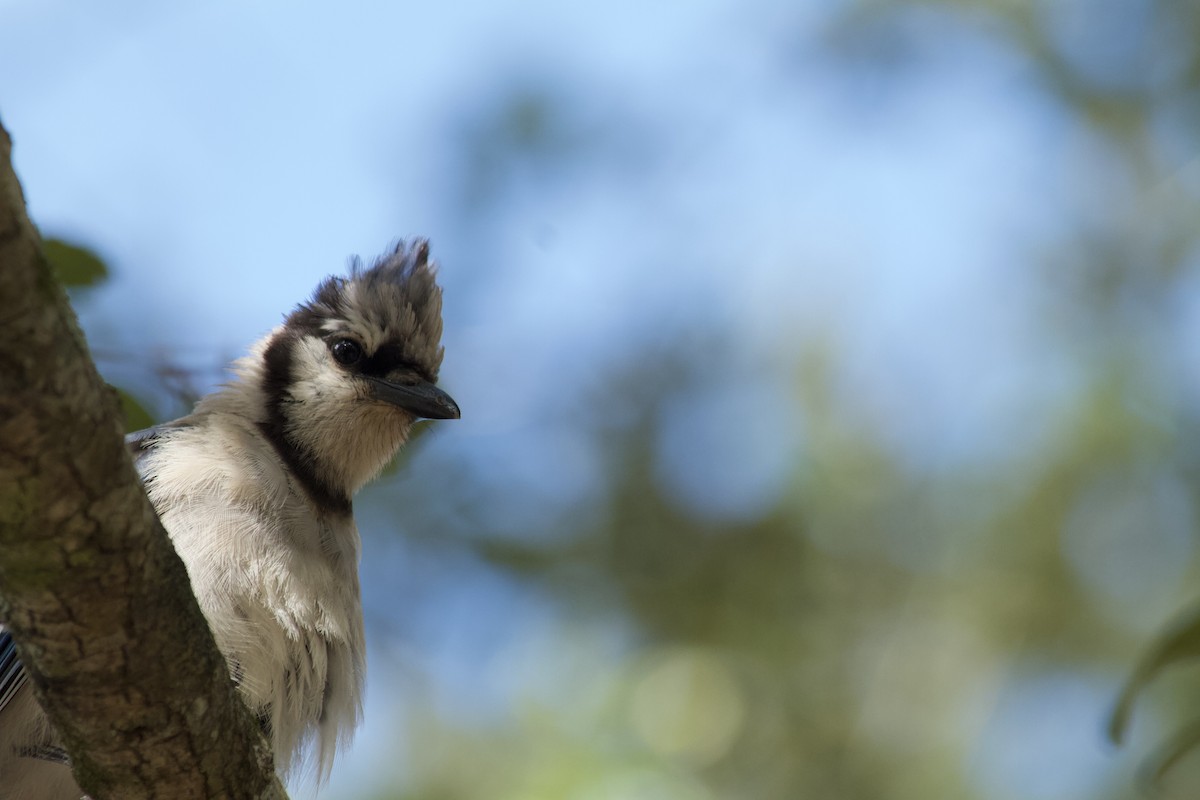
[367,377,461,420]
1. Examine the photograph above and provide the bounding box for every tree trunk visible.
[0,116,287,799]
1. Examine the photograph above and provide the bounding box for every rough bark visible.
[0,117,287,798]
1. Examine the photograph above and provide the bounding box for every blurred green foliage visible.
[115,387,156,434]
[52,2,1200,799]
[41,235,155,434]
[42,237,107,289]
[364,3,1200,799]
[1111,601,1200,785]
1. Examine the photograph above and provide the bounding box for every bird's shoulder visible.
[125,414,281,499]
[127,412,325,531]
[125,416,200,466]
[125,412,269,467]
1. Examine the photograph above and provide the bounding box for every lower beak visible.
[367,377,461,420]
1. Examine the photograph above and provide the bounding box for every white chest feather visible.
[138,415,366,780]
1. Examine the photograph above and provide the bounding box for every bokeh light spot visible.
[628,647,746,766]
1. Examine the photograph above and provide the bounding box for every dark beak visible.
[368,377,461,420]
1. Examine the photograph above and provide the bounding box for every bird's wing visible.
[0,625,27,717]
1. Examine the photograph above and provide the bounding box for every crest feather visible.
[287,239,446,379]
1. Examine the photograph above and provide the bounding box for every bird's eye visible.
[331,339,363,366]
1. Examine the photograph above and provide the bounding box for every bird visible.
[0,239,460,799]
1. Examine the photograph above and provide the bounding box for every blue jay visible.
[0,240,459,798]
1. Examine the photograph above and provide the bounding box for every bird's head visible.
[255,240,459,510]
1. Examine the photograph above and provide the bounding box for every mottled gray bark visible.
[0,118,287,799]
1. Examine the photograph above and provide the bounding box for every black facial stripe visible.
[258,331,352,515]
[327,339,434,383]
[363,354,425,381]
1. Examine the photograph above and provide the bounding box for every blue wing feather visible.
[0,626,27,715]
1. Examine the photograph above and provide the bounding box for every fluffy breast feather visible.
[135,413,365,781]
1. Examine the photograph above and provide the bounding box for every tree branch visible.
[0,116,287,799]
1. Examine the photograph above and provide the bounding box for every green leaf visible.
[43,238,108,288]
